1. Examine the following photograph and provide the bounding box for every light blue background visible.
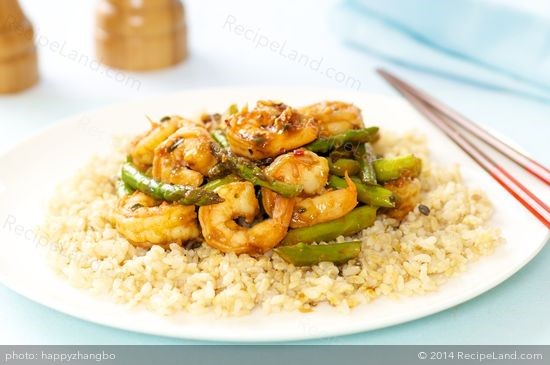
[0,0,548,344]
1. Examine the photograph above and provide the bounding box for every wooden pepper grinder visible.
[0,0,38,94]
[95,0,187,71]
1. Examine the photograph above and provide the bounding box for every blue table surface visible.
[0,0,548,345]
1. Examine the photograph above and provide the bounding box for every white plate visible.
[0,88,548,342]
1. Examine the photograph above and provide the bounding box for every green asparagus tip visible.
[121,162,224,206]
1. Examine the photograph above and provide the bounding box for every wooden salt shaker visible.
[95,0,187,71]
[0,0,38,94]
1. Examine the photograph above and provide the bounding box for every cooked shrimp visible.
[299,101,364,137]
[152,123,218,187]
[226,101,319,160]
[383,176,421,220]
[130,117,182,170]
[290,173,358,228]
[114,191,200,248]
[261,150,327,221]
[198,182,294,254]
[262,149,327,217]
[261,150,357,228]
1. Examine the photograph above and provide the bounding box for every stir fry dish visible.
[114,101,422,267]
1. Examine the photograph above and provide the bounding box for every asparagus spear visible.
[121,162,224,206]
[329,148,354,160]
[328,175,395,208]
[230,157,303,197]
[203,174,240,191]
[210,131,303,197]
[116,178,134,198]
[328,158,360,176]
[373,154,422,182]
[304,127,379,154]
[355,143,377,184]
[281,206,378,245]
[275,241,361,266]
[206,161,233,179]
[211,130,230,148]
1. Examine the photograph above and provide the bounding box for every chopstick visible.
[377,69,550,229]
[378,70,550,186]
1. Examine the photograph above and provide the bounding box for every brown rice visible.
[41,131,503,316]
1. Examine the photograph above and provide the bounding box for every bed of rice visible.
[41,131,503,316]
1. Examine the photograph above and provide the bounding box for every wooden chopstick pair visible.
[377,69,550,229]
